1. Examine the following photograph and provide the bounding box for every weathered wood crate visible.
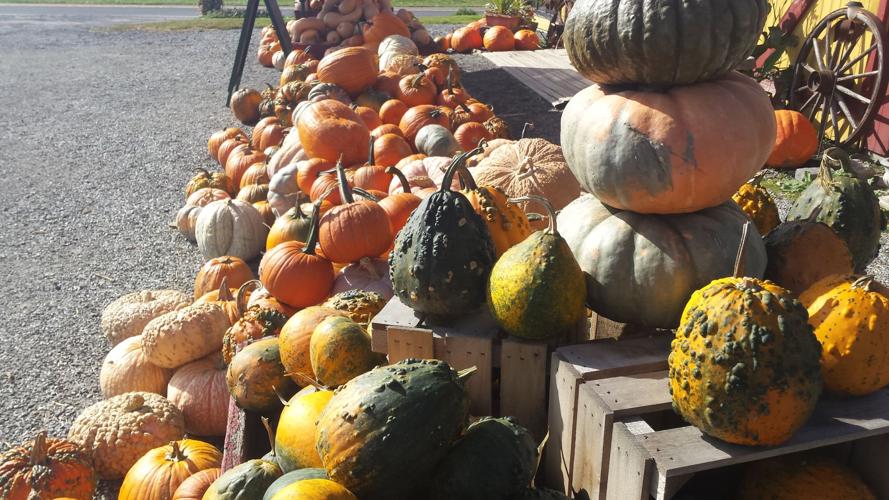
[221,397,274,471]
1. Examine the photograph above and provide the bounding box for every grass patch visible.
[417,13,478,24]
[109,12,475,30]
[761,173,814,202]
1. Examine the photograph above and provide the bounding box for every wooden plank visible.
[588,370,672,414]
[370,297,420,353]
[850,434,889,498]
[755,0,818,67]
[556,335,672,378]
[500,337,549,440]
[545,351,582,492]
[605,422,653,500]
[441,333,494,416]
[386,326,434,362]
[480,49,590,106]
[221,397,247,472]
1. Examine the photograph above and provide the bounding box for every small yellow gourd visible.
[275,387,334,472]
[732,173,780,236]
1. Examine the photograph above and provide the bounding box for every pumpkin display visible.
[332,258,393,299]
[217,136,249,171]
[488,196,585,340]
[141,303,231,369]
[310,315,382,387]
[787,148,881,272]
[267,200,314,250]
[67,392,185,479]
[203,459,282,499]
[767,110,820,168]
[275,387,334,471]
[732,174,781,236]
[378,167,422,235]
[193,280,242,325]
[172,467,220,500]
[514,29,539,50]
[399,104,451,145]
[470,138,579,230]
[269,479,357,499]
[483,25,515,51]
[194,256,253,299]
[558,194,767,329]
[186,169,230,198]
[298,100,371,165]
[208,129,247,162]
[259,202,335,309]
[100,335,173,398]
[222,305,288,363]
[736,454,876,499]
[379,99,409,125]
[316,47,378,97]
[263,468,329,500]
[561,72,776,214]
[669,243,823,446]
[316,359,472,500]
[458,164,531,257]
[195,199,268,262]
[230,88,262,126]
[0,431,96,500]
[239,161,273,188]
[176,204,204,242]
[451,26,483,53]
[389,153,496,319]
[764,220,854,294]
[321,289,388,324]
[454,121,493,152]
[226,337,296,413]
[119,440,221,500]
[279,307,349,385]
[167,354,229,436]
[429,417,537,500]
[564,0,768,86]
[801,274,889,396]
[101,290,191,346]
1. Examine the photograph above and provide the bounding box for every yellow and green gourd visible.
[487,195,586,340]
[274,386,334,472]
[732,172,780,236]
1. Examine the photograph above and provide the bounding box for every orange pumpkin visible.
[361,11,411,45]
[438,33,452,51]
[374,133,413,167]
[374,71,402,97]
[298,100,370,165]
[268,200,314,250]
[0,431,96,500]
[436,70,470,108]
[279,306,349,384]
[230,88,262,126]
[316,47,378,97]
[171,468,220,500]
[379,99,409,125]
[454,121,493,151]
[397,73,438,107]
[251,118,285,151]
[380,167,422,235]
[514,29,539,50]
[194,256,254,299]
[239,162,271,188]
[285,48,315,67]
[353,142,394,192]
[208,128,247,161]
[296,158,336,194]
[372,123,404,139]
[217,136,248,170]
[399,105,451,144]
[424,65,448,88]
[224,143,266,191]
[483,26,515,51]
[119,440,221,500]
[354,105,382,130]
[766,109,819,169]
[451,26,483,53]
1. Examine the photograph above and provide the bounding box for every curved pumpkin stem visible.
[217,277,234,302]
[521,122,534,140]
[302,200,323,256]
[261,416,276,457]
[749,170,767,187]
[851,275,879,292]
[440,145,485,193]
[446,64,456,96]
[352,187,381,202]
[386,166,412,194]
[367,137,376,166]
[236,280,262,318]
[819,147,851,187]
[456,165,479,191]
[508,195,557,234]
[29,431,48,466]
[335,156,354,204]
[457,366,477,383]
[733,222,752,279]
[410,72,426,89]
[168,441,186,462]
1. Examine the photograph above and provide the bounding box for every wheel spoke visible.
[837,70,881,82]
[835,94,860,130]
[808,93,824,122]
[828,97,841,141]
[796,85,811,92]
[838,43,878,73]
[836,84,872,104]
[800,92,819,112]
[802,62,817,74]
[812,35,827,71]
[833,38,854,70]
[824,24,835,68]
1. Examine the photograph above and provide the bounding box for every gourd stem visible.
[261,416,276,456]
[411,72,425,88]
[457,166,479,191]
[440,145,485,193]
[367,136,376,166]
[194,167,210,176]
[732,222,751,278]
[292,192,306,218]
[352,187,381,202]
[520,122,534,140]
[508,195,557,234]
[749,170,766,187]
[303,200,323,255]
[458,101,471,114]
[236,280,261,317]
[457,366,477,382]
[819,147,851,187]
[29,431,48,466]
[851,275,877,291]
[217,277,234,302]
[169,441,186,462]
[335,155,354,204]
[386,167,412,194]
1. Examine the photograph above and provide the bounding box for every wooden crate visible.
[221,397,274,471]
[543,334,673,495]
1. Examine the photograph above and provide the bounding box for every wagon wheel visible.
[789,3,888,148]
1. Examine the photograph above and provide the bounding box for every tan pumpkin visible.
[140,303,232,369]
[176,204,203,243]
[167,353,229,437]
[101,290,192,347]
[194,256,254,299]
[186,187,230,207]
[118,439,221,500]
[100,335,173,398]
[279,307,348,385]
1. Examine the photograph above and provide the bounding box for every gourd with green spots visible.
[203,459,282,500]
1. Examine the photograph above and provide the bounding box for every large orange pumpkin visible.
[766,109,819,169]
[379,99,409,126]
[119,440,221,500]
[279,306,349,384]
[483,26,515,51]
[0,431,96,500]
[451,26,483,53]
[514,29,539,50]
[374,133,413,167]
[399,104,451,145]
[316,47,378,97]
[397,73,438,107]
[194,256,253,299]
[361,11,411,45]
[298,100,370,165]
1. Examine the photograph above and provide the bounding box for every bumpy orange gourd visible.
[0,431,96,500]
[118,440,221,500]
[279,306,349,384]
[766,110,819,169]
[732,175,780,236]
[275,387,334,472]
[226,337,296,413]
[764,221,854,294]
[669,274,822,446]
[737,455,875,500]
[458,165,531,257]
[800,274,889,396]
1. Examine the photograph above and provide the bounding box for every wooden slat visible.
[605,422,653,500]
[386,326,434,362]
[587,370,672,414]
[850,434,889,498]
[480,48,590,106]
[370,296,421,353]
[500,337,549,440]
[221,397,247,472]
[441,333,494,416]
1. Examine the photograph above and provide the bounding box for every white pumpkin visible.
[268,162,301,217]
[195,199,267,262]
[100,335,174,398]
[141,303,232,369]
[272,50,287,70]
[175,204,202,242]
[378,35,418,56]
[379,52,422,75]
[267,126,305,177]
[415,124,460,157]
[332,258,393,299]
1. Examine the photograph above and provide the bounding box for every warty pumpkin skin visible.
[564,0,768,86]
[279,306,349,385]
[0,431,96,500]
[458,166,532,257]
[194,256,253,299]
[389,152,496,319]
[732,175,781,236]
[767,110,819,169]
[101,290,191,347]
[172,467,220,500]
[100,335,173,398]
[187,169,230,198]
[263,468,329,500]
[736,454,876,500]
[166,354,229,437]
[221,305,288,363]
[310,315,383,387]
[488,196,585,340]
[195,199,268,262]
[561,72,776,214]
[321,289,388,324]
[787,148,882,272]
[315,359,471,500]
[269,478,357,499]
[764,221,854,294]
[669,276,822,446]
[118,440,221,500]
[558,194,767,329]
[203,459,282,500]
[226,337,297,413]
[275,387,334,472]
[801,274,889,396]
[141,302,232,370]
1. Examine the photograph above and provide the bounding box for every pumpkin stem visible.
[531,431,550,485]
[367,137,376,166]
[292,192,307,218]
[302,200,323,255]
[732,222,752,278]
[353,187,381,202]
[168,441,186,462]
[749,170,766,187]
[216,277,235,302]
[819,147,851,187]
[386,167,412,194]
[457,366,477,383]
[236,280,261,317]
[193,167,211,176]
[458,101,471,114]
[446,64,455,96]
[411,72,425,88]
[440,145,484,193]
[520,122,534,140]
[29,431,48,466]
[851,275,878,291]
[261,416,276,456]
[456,166,479,191]
[508,196,557,234]
[335,156,354,204]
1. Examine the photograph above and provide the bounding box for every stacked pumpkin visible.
[445,18,540,53]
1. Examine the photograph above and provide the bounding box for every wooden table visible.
[480,48,590,108]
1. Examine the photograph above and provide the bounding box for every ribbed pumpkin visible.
[298,100,370,165]
[787,148,881,272]
[373,133,413,167]
[275,387,334,471]
[236,184,269,204]
[669,239,823,446]
[226,337,297,413]
[451,26,483,53]
[203,459,282,500]
[379,99,409,125]
[221,305,288,363]
[488,196,585,340]
[316,47,378,97]
[208,129,247,162]
[561,72,776,214]
[732,174,781,236]
[558,194,767,329]
[321,289,388,324]
[378,167,422,235]
[172,467,220,500]
[399,104,451,145]
[269,479,357,500]
[100,335,173,398]
[458,162,531,257]
[800,274,889,396]
[0,431,96,500]
[483,26,515,51]
[225,144,266,192]
[454,122,493,152]
[167,354,229,437]
[239,162,272,188]
[267,200,313,250]
[195,199,267,262]
[429,417,537,500]
[389,152,496,319]
[514,29,539,50]
[310,315,382,387]
[737,454,875,499]
[764,221,854,294]
[564,0,768,85]
[118,440,221,500]
[279,307,349,385]
[767,110,820,168]
[230,88,262,126]
[316,359,472,500]
[186,169,230,198]
[194,256,253,300]
[297,158,336,194]
[263,468,329,500]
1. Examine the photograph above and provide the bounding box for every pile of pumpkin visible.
[442,18,540,53]
[257,6,438,66]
